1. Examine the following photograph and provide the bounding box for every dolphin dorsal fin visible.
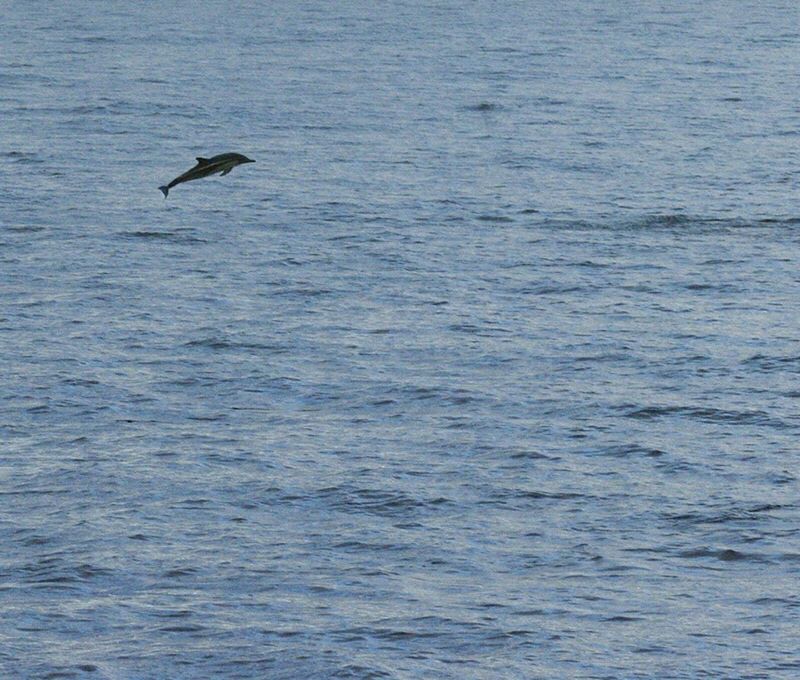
[196,157,211,165]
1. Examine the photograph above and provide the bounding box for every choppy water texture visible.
[2,2,800,678]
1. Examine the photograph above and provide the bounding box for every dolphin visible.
[159,152,255,197]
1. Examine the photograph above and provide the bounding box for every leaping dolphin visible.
[159,152,255,197]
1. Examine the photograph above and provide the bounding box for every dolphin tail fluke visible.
[159,185,169,198]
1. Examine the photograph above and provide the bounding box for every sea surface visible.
[1,2,799,678]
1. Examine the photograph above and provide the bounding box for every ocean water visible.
[1,2,799,678]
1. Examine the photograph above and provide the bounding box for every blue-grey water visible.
[2,2,799,678]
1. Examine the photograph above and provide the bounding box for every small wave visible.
[464,102,501,112]
[330,664,393,679]
[24,561,112,587]
[120,230,207,244]
[640,214,695,228]
[5,224,47,232]
[1,151,44,164]
[679,548,764,562]
[316,485,450,518]
[758,217,800,225]
[31,665,100,679]
[508,449,551,460]
[664,504,789,528]
[163,568,198,578]
[595,444,666,458]
[159,624,206,633]
[535,215,800,233]
[69,35,116,44]
[71,104,109,114]
[514,490,585,501]
[183,336,285,352]
[396,384,481,406]
[742,353,800,373]
[624,404,780,426]
[448,322,512,336]
[273,287,333,297]
[511,284,585,296]
[477,214,514,223]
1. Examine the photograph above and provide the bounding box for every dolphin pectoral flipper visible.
[220,167,233,176]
